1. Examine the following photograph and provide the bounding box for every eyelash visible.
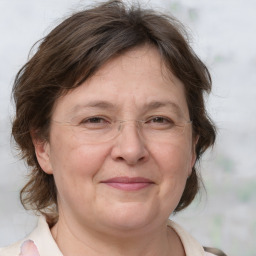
[80,116,109,124]
[79,116,175,125]
[146,116,174,124]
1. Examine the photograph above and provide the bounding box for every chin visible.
[99,201,160,232]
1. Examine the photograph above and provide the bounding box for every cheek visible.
[49,132,111,196]
[150,142,192,214]
[153,140,193,174]
[50,127,108,171]
[152,141,193,193]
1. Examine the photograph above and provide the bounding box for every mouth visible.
[100,176,155,191]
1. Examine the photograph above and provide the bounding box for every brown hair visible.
[12,0,216,224]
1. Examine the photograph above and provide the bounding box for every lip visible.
[100,176,155,191]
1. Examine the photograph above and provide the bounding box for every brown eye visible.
[145,116,175,129]
[151,117,165,123]
[79,116,110,129]
[84,117,106,123]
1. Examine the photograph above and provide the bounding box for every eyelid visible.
[80,115,111,123]
[144,115,174,122]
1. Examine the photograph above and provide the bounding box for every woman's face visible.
[36,45,197,235]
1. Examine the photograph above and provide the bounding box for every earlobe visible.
[33,138,53,175]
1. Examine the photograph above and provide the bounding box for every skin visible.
[34,45,197,256]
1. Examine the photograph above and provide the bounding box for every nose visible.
[110,121,149,165]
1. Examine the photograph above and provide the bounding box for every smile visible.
[100,176,155,191]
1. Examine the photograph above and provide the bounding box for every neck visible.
[51,215,185,256]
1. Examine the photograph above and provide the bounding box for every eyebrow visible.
[144,101,182,113]
[69,101,116,114]
[69,100,185,117]
[143,100,187,119]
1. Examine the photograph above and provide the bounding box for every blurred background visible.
[0,0,255,255]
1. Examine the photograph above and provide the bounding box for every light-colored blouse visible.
[0,217,215,256]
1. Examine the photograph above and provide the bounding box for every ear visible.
[190,135,199,169]
[33,137,53,175]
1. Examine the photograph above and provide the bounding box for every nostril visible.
[116,156,124,162]
[138,155,145,162]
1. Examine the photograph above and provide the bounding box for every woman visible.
[0,1,226,255]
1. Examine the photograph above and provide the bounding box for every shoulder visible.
[0,216,62,256]
[204,247,228,256]
[0,240,22,256]
[0,235,41,256]
[205,253,218,256]
[167,220,227,256]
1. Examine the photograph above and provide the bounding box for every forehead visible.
[52,45,189,119]
[97,45,172,82]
